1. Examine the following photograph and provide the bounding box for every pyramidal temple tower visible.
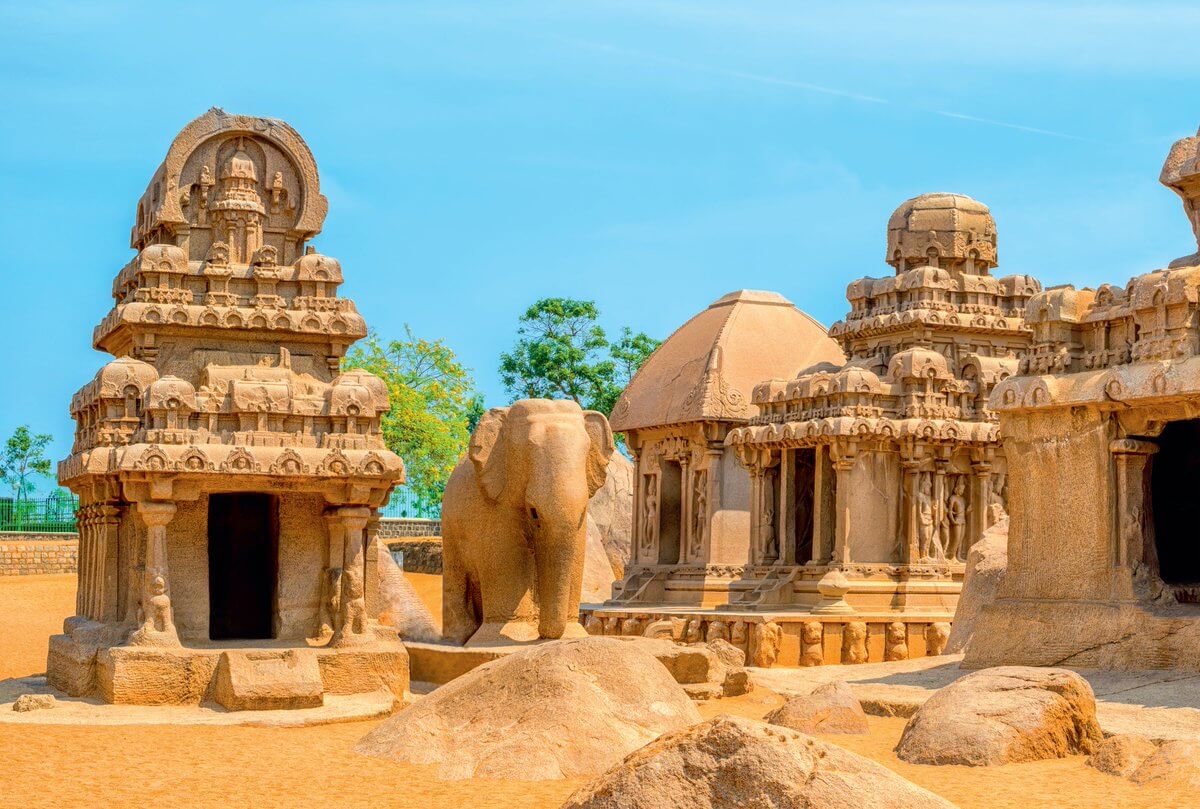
[50,109,408,708]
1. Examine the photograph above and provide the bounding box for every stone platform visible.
[47,633,409,708]
[580,604,954,667]
[750,654,1200,741]
[0,675,398,727]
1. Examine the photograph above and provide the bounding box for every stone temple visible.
[49,109,409,707]
[585,196,1044,666]
[967,128,1200,671]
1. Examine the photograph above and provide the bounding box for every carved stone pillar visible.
[970,461,992,547]
[811,444,835,564]
[831,449,856,566]
[330,506,373,647]
[748,466,765,565]
[364,512,382,620]
[320,510,347,638]
[1111,438,1157,601]
[933,453,949,560]
[129,500,179,647]
[901,459,922,564]
[679,456,693,562]
[778,449,795,565]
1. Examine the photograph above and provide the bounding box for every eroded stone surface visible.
[895,666,1102,766]
[1130,739,1200,787]
[376,542,438,642]
[561,715,956,809]
[765,681,869,735]
[1087,734,1157,778]
[945,518,1008,656]
[12,694,55,712]
[355,637,699,780]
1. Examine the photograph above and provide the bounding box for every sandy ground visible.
[0,574,1190,808]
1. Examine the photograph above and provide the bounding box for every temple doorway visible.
[658,460,683,564]
[208,493,279,640]
[792,448,816,563]
[1151,420,1200,584]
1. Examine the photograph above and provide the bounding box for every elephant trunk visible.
[526,429,590,638]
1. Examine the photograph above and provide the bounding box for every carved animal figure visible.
[584,614,604,635]
[684,618,704,644]
[706,619,729,643]
[842,622,868,664]
[749,621,783,667]
[729,620,748,652]
[441,399,615,645]
[885,621,909,661]
[800,620,824,667]
[926,622,951,656]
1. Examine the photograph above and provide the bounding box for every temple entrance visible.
[658,460,683,564]
[208,493,279,640]
[1151,420,1200,584]
[791,448,816,563]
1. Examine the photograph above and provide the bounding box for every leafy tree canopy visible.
[1,425,54,501]
[344,328,480,512]
[499,297,660,417]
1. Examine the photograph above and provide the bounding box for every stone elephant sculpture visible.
[441,399,615,646]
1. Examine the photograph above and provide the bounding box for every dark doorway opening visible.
[208,493,279,640]
[792,448,816,563]
[1151,420,1200,584]
[658,460,683,564]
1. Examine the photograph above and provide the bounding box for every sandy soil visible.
[0,574,1189,808]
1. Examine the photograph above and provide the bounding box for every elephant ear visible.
[582,410,616,499]
[469,407,510,501]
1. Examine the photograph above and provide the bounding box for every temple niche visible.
[966,129,1200,671]
[586,197,1043,666]
[49,109,408,708]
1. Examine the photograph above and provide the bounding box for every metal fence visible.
[381,487,441,520]
[0,493,80,533]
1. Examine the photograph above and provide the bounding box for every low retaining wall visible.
[385,538,443,574]
[0,535,79,575]
[378,518,440,539]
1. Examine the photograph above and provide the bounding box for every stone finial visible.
[886,192,997,274]
[814,570,854,615]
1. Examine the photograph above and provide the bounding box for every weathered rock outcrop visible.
[1130,740,1200,788]
[1087,734,1158,778]
[765,681,869,735]
[376,543,439,641]
[589,452,634,577]
[945,518,1007,655]
[355,637,699,780]
[895,666,1102,766]
[561,715,957,809]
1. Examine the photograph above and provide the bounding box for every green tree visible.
[0,425,54,503]
[499,298,660,417]
[344,328,479,512]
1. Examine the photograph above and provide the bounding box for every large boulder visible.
[561,715,957,809]
[945,517,1007,655]
[376,543,439,641]
[589,451,634,577]
[582,514,617,603]
[355,637,699,780]
[765,681,869,735]
[895,666,1102,766]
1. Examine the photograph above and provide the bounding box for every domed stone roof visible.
[886,193,997,273]
[610,290,845,432]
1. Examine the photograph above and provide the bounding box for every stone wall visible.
[0,534,79,576]
[378,518,441,539]
[385,538,443,574]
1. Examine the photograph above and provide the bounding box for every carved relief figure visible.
[318,567,342,638]
[440,400,616,645]
[132,575,175,644]
[842,621,868,664]
[885,621,909,661]
[706,619,729,643]
[620,615,646,636]
[684,618,704,644]
[988,473,1008,525]
[760,500,777,563]
[584,614,604,635]
[917,474,937,561]
[749,621,783,667]
[691,473,708,561]
[799,620,824,667]
[729,620,748,652]
[946,477,967,561]
[926,622,951,656]
[642,618,675,639]
[641,477,658,553]
[603,616,621,636]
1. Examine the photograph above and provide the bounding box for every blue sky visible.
[3,1,1199,491]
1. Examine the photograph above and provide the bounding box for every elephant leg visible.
[441,544,478,645]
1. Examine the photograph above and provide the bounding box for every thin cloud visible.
[539,31,1093,143]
